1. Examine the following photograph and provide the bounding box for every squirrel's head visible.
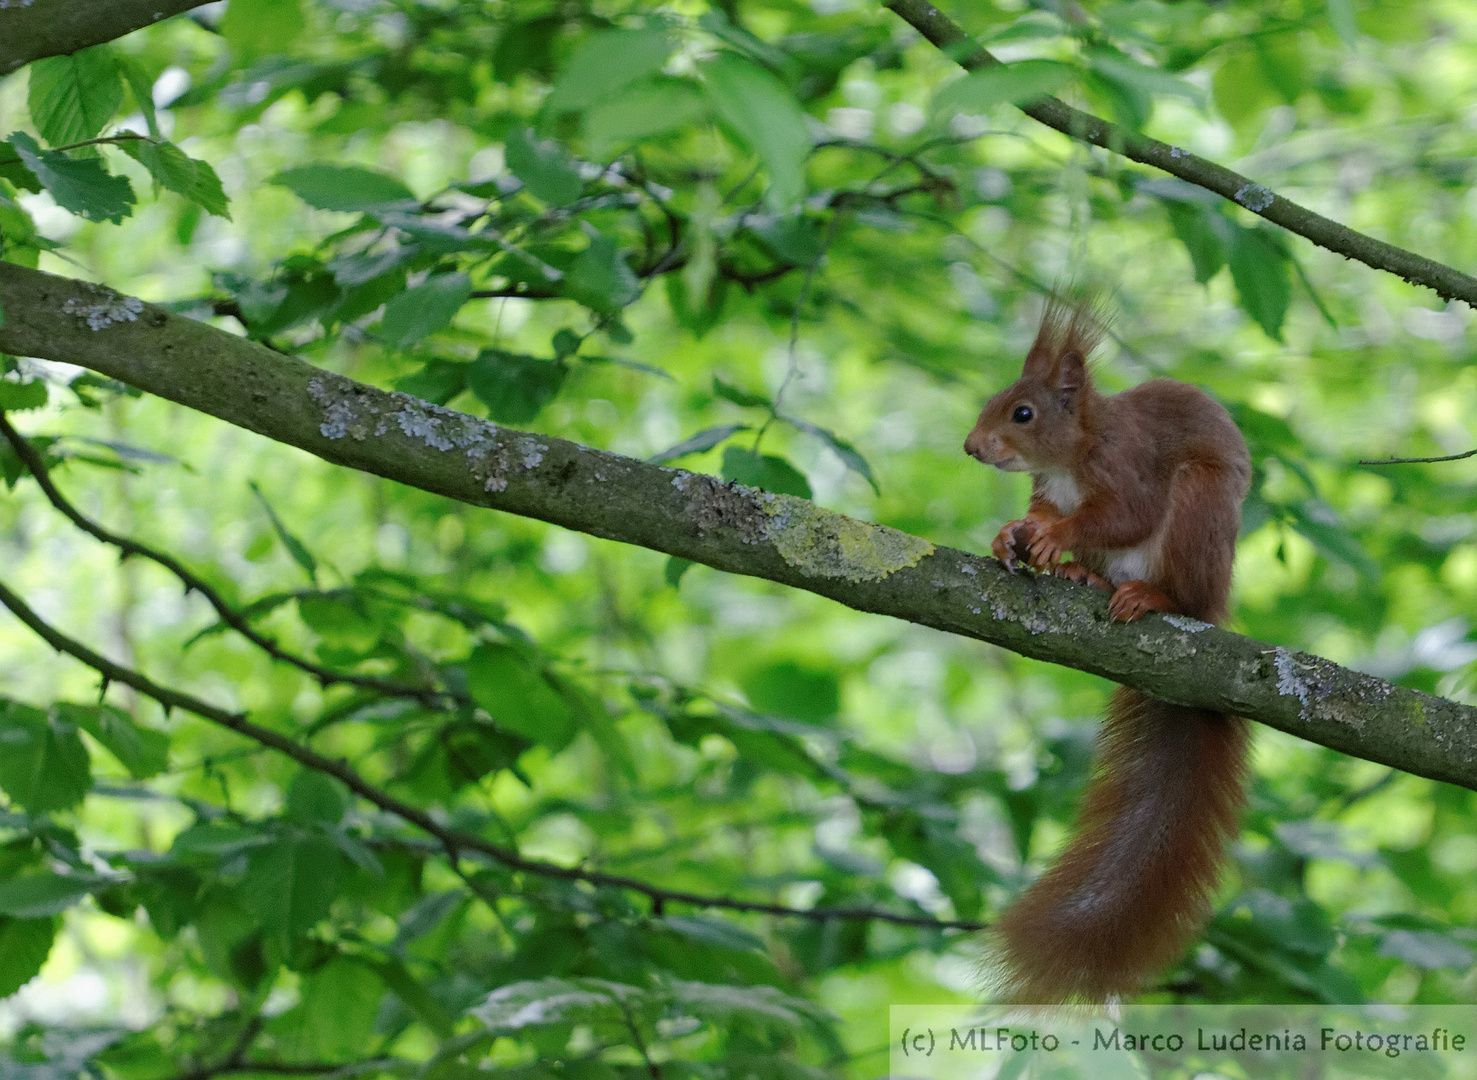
[964,296,1102,472]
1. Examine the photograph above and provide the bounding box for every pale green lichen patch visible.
[758,493,933,582]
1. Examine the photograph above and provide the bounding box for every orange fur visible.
[966,295,1252,1003]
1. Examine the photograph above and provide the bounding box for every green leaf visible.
[648,423,749,464]
[271,956,384,1058]
[58,703,168,780]
[1227,226,1290,340]
[1379,929,1475,970]
[241,831,345,946]
[362,956,456,1037]
[664,556,694,587]
[931,59,1075,116]
[380,272,473,348]
[394,358,468,405]
[712,376,772,410]
[584,78,709,158]
[220,0,306,61]
[785,416,878,493]
[504,127,583,207]
[473,978,638,1031]
[271,165,415,212]
[7,133,135,224]
[285,770,348,824]
[545,27,677,113]
[1165,201,1229,285]
[249,481,318,583]
[0,917,58,997]
[467,349,567,423]
[1086,48,1205,107]
[563,233,640,315]
[721,447,812,499]
[0,379,48,411]
[465,643,575,748]
[27,45,124,146]
[740,660,839,723]
[0,873,104,918]
[0,700,92,813]
[702,53,812,210]
[121,140,230,219]
[661,915,765,953]
[117,56,161,139]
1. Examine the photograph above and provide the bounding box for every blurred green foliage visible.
[3,0,1477,1074]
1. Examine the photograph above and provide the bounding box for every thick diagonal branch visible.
[0,0,207,74]
[1,261,1474,791]
[882,0,1477,305]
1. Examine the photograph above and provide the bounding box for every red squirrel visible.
[964,297,1252,1003]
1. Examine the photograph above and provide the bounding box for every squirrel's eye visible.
[1011,405,1034,424]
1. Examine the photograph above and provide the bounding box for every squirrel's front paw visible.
[1025,523,1066,571]
[991,518,1038,570]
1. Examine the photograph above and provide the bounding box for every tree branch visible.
[0,568,982,931]
[1,262,1474,793]
[880,0,1477,306]
[0,0,208,75]
[0,412,454,707]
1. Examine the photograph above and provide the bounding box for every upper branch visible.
[0,0,207,74]
[1,261,1474,791]
[880,0,1477,306]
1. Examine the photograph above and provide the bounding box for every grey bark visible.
[0,0,207,74]
[1,262,1473,791]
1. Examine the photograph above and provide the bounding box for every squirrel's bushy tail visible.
[987,688,1249,1003]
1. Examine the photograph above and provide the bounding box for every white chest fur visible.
[1104,546,1152,586]
[1036,471,1083,514]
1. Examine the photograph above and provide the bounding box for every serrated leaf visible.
[702,53,812,210]
[121,140,230,219]
[473,978,641,1031]
[0,379,47,411]
[0,917,58,997]
[271,164,415,212]
[465,643,575,749]
[721,447,811,499]
[0,700,91,813]
[648,423,749,464]
[380,272,473,348]
[27,45,124,146]
[117,56,161,139]
[932,59,1075,116]
[57,703,168,780]
[1228,226,1290,341]
[8,133,134,224]
[241,831,344,945]
[271,956,384,1058]
[249,481,318,583]
[546,27,676,113]
[504,127,582,207]
[467,349,566,423]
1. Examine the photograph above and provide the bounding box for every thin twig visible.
[0,574,984,933]
[1358,449,1477,465]
[0,413,455,708]
[882,0,1477,305]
